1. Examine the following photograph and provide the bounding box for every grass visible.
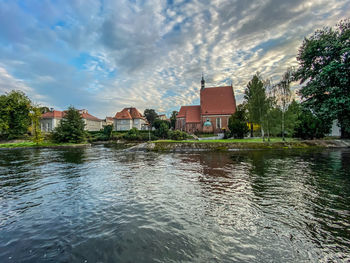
[0,141,89,148]
[153,137,297,143]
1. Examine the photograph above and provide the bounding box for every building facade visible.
[176,76,237,134]
[40,109,102,132]
[113,107,147,131]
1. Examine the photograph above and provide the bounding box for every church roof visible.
[178,105,201,123]
[200,86,236,115]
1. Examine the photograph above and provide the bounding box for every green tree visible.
[244,73,268,140]
[153,119,170,130]
[144,109,158,128]
[170,111,178,129]
[155,122,169,139]
[29,106,44,145]
[0,90,31,139]
[293,107,330,139]
[228,105,249,139]
[103,125,113,140]
[294,19,350,138]
[52,106,86,143]
[275,68,293,141]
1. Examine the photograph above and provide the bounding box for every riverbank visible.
[0,141,91,150]
[126,139,350,152]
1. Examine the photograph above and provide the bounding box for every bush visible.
[168,130,188,140]
[293,109,330,139]
[228,108,249,139]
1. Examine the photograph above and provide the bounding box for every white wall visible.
[84,119,102,131]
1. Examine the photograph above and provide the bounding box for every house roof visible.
[114,107,143,120]
[200,86,236,115]
[41,110,64,119]
[178,105,201,123]
[81,112,101,121]
[41,110,101,121]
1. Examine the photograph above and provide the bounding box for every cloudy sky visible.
[0,0,349,118]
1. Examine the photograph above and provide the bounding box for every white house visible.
[40,109,102,132]
[113,107,147,131]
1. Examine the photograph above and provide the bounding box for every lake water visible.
[0,145,349,262]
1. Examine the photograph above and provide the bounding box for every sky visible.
[0,0,349,118]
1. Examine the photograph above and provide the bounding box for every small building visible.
[40,109,102,132]
[176,76,237,133]
[113,107,147,131]
[158,114,167,120]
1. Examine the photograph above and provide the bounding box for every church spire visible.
[201,73,205,90]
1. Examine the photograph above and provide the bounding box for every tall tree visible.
[170,111,178,130]
[52,106,86,143]
[143,109,158,128]
[275,68,293,141]
[29,106,44,145]
[0,90,31,139]
[294,19,350,138]
[228,104,249,139]
[244,73,268,141]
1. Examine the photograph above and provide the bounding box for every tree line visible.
[228,19,350,140]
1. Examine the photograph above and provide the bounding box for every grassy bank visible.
[0,141,90,149]
[147,138,349,152]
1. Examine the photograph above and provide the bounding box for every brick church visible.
[176,76,237,134]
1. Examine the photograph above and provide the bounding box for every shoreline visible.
[0,142,91,150]
[126,139,350,152]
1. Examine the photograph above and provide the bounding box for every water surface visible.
[0,146,349,262]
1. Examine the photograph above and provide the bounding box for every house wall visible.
[40,118,60,132]
[329,120,341,137]
[84,119,102,131]
[132,118,145,130]
[114,119,132,131]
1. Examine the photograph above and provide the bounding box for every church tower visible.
[201,74,205,90]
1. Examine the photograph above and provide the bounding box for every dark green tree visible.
[153,119,170,130]
[228,105,249,139]
[52,106,86,143]
[0,90,31,139]
[103,125,113,140]
[144,109,158,128]
[170,111,178,129]
[294,19,350,138]
[293,107,331,139]
[155,122,169,139]
[29,106,44,145]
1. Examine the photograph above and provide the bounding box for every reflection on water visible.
[0,146,349,262]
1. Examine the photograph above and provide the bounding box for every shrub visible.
[168,130,188,140]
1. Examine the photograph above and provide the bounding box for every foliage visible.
[275,68,293,141]
[144,109,158,127]
[294,19,350,138]
[168,130,188,140]
[153,119,171,130]
[123,127,141,141]
[0,90,32,139]
[293,107,331,139]
[244,73,269,140]
[52,106,87,143]
[155,122,169,139]
[170,111,178,129]
[228,105,249,139]
[29,106,44,145]
[103,125,113,140]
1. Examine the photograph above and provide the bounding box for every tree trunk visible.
[250,122,254,137]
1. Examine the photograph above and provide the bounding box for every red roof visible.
[200,86,236,115]
[114,107,143,120]
[41,110,64,119]
[81,112,101,121]
[178,105,201,123]
[42,110,101,121]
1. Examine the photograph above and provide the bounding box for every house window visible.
[47,123,50,131]
[216,118,221,129]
